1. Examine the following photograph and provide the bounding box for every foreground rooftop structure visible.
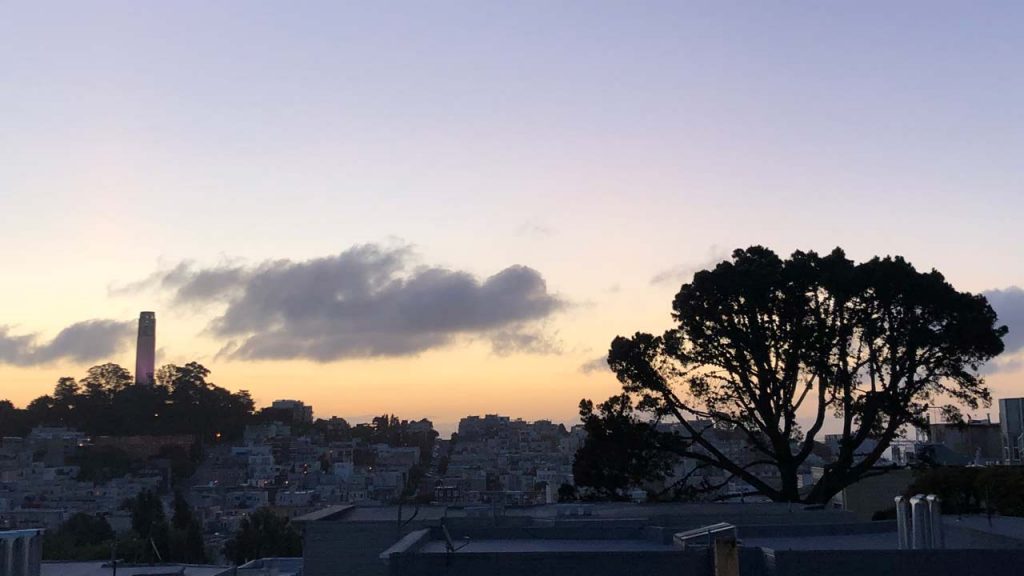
[0,529,42,576]
[299,502,1024,576]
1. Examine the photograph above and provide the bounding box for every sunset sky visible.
[2,2,1023,434]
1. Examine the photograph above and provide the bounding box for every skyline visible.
[3,2,1024,430]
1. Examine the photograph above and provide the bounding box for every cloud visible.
[985,286,1024,355]
[979,286,1024,374]
[110,260,247,306]
[516,222,555,238]
[0,320,134,366]
[580,356,610,374]
[650,245,731,286]
[144,244,566,361]
[490,329,561,356]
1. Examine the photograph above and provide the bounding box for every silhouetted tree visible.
[572,395,675,500]
[58,512,114,546]
[0,400,27,436]
[557,483,578,502]
[41,513,115,560]
[125,490,170,562]
[168,491,206,563]
[224,508,301,565]
[80,363,133,398]
[3,362,256,439]
[596,247,1006,503]
[53,377,79,403]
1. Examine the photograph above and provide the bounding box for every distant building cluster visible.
[435,415,581,506]
[0,427,167,532]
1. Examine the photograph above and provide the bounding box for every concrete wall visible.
[386,550,703,576]
[304,519,656,576]
[770,549,1024,576]
[838,469,915,519]
[305,521,413,576]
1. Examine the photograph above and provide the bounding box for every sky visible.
[2,1,1023,434]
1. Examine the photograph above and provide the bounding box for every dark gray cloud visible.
[490,330,560,357]
[111,261,247,305]
[0,320,133,366]
[151,244,565,361]
[580,356,610,374]
[650,245,731,286]
[170,264,248,304]
[985,286,1024,355]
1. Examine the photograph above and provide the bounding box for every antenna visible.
[441,519,469,554]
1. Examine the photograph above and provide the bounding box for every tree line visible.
[0,362,255,440]
[43,490,206,563]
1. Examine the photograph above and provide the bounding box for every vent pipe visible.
[894,496,910,549]
[897,493,943,549]
[910,494,930,549]
[927,495,944,549]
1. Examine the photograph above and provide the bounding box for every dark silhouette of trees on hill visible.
[2,361,254,440]
[224,508,301,564]
[584,247,1007,504]
[42,492,206,564]
[41,512,115,560]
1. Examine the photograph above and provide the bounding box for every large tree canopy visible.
[3,362,255,439]
[601,247,1006,503]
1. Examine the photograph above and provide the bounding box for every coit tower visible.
[135,311,156,386]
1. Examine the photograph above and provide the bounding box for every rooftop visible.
[417,538,673,554]
[41,562,232,576]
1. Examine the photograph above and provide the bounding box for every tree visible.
[169,491,206,563]
[56,512,114,546]
[80,363,133,398]
[53,377,80,403]
[42,513,115,561]
[572,395,676,500]
[224,508,302,565]
[0,400,27,436]
[51,377,81,426]
[4,362,255,438]
[557,483,579,502]
[125,490,170,561]
[599,247,1006,504]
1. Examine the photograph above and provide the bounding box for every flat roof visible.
[944,515,1024,540]
[319,502,855,523]
[743,532,898,550]
[417,539,676,554]
[42,562,231,576]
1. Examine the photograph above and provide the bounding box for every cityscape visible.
[3,306,1024,575]
[4,3,1024,576]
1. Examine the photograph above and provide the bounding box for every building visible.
[928,417,1002,464]
[134,311,156,386]
[270,400,314,424]
[1000,398,1024,464]
[372,506,1024,576]
[298,502,863,576]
